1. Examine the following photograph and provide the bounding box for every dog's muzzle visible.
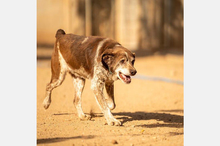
[118,69,137,84]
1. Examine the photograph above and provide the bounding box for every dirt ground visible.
[37,48,183,146]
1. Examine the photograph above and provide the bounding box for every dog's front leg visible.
[91,80,121,126]
[105,81,116,110]
[72,77,91,120]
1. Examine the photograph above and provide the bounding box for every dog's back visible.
[54,29,119,79]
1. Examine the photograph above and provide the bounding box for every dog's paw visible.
[106,119,122,126]
[43,99,51,110]
[79,114,92,121]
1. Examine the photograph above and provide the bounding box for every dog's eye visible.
[120,59,125,64]
[131,60,135,65]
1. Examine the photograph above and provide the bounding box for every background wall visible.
[37,0,183,52]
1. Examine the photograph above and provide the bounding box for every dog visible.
[43,29,137,126]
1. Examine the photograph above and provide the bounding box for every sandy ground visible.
[37,48,183,146]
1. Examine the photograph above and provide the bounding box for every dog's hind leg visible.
[43,48,67,109]
[105,81,116,110]
[43,72,66,109]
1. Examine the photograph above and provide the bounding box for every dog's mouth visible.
[118,72,131,84]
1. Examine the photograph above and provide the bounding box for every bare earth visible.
[37,49,183,146]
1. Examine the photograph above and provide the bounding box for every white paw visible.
[43,98,51,109]
[106,118,121,126]
[79,114,92,120]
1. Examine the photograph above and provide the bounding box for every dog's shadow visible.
[113,111,183,128]
[53,110,183,128]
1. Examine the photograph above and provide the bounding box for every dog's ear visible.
[101,49,114,70]
[102,54,114,69]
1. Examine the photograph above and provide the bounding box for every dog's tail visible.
[55,29,65,38]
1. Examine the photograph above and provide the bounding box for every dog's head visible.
[102,46,137,84]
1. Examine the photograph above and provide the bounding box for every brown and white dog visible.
[43,29,137,126]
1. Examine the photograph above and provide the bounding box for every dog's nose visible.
[130,70,137,76]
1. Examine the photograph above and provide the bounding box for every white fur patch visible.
[57,42,68,83]
[72,77,86,118]
[95,38,109,62]
[125,52,128,59]
[81,37,89,44]
[115,44,121,47]
[116,67,130,76]
[73,78,84,97]
[91,38,109,90]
